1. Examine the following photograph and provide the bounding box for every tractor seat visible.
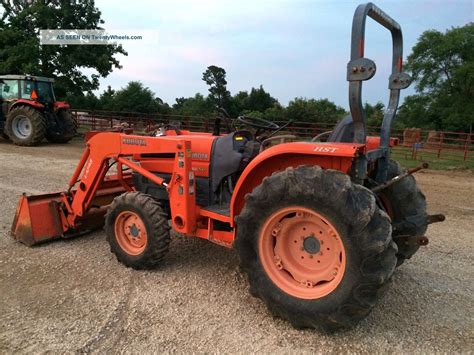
[210,131,259,194]
[327,115,354,143]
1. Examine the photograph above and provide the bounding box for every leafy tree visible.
[263,103,287,122]
[0,0,127,99]
[68,91,100,110]
[230,90,249,116]
[397,95,437,129]
[364,102,385,127]
[245,85,277,112]
[112,81,166,113]
[172,93,214,116]
[286,98,346,123]
[240,110,264,119]
[202,65,231,109]
[401,24,474,131]
[229,86,278,117]
[99,85,116,111]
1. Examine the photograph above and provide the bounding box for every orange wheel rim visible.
[114,211,148,256]
[258,206,346,299]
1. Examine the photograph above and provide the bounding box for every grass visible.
[391,146,474,170]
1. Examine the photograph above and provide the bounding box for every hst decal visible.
[314,146,339,153]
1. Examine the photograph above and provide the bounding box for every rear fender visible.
[9,99,44,112]
[54,101,70,111]
[366,136,399,151]
[229,142,364,225]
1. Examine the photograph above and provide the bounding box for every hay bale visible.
[403,128,420,147]
[425,130,442,149]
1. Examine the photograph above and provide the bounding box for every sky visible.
[95,0,473,109]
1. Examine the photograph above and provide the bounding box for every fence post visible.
[437,132,444,158]
[464,133,471,161]
[411,143,417,160]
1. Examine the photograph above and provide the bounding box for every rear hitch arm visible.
[426,214,445,224]
[393,234,430,247]
[371,162,428,193]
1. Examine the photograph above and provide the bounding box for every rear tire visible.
[45,110,77,143]
[6,106,46,146]
[235,166,397,331]
[379,159,428,266]
[105,192,171,270]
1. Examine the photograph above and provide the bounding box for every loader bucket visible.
[11,192,65,246]
[11,178,130,246]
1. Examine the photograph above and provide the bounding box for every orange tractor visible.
[10,3,444,331]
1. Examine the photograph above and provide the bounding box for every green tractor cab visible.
[0,75,76,146]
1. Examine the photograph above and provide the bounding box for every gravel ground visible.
[0,138,473,353]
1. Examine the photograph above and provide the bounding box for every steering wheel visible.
[237,116,280,131]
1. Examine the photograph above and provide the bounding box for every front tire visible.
[105,192,171,270]
[235,166,397,331]
[6,106,46,146]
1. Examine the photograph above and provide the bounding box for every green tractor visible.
[0,75,77,146]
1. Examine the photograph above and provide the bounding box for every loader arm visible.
[11,132,197,245]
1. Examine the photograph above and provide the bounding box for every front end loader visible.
[10,3,444,331]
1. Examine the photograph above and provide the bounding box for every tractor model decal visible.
[313,146,339,153]
[191,152,209,160]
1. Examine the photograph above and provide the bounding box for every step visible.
[200,204,231,222]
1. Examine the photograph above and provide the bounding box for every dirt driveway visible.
[0,138,473,353]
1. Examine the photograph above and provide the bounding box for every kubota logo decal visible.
[122,137,147,146]
[314,146,339,153]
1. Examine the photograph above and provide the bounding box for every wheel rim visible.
[258,206,346,299]
[114,211,148,255]
[12,115,32,138]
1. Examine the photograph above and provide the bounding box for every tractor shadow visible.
[163,232,240,271]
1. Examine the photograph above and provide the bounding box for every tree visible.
[286,98,346,123]
[112,81,166,113]
[263,103,286,122]
[69,91,100,110]
[202,65,231,109]
[401,24,474,131]
[397,95,437,129]
[230,90,249,117]
[245,85,277,112]
[364,102,385,127]
[99,85,116,111]
[0,0,127,98]
[172,93,214,116]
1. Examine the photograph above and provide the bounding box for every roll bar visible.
[347,3,410,150]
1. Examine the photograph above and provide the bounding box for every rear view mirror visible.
[3,85,10,93]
